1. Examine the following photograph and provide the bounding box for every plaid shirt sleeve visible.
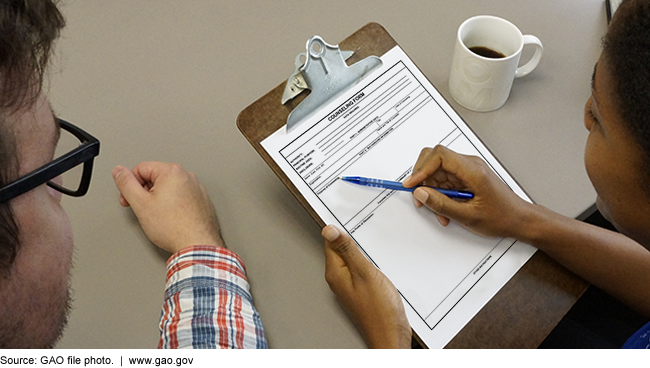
[158,246,268,349]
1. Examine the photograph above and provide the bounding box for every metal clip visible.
[282,50,355,104]
[283,36,382,133]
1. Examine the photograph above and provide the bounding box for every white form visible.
[261,46,536,348]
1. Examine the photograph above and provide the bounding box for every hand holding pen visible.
[403,145,533,239]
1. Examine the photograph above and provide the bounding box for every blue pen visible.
[339,176,474,200]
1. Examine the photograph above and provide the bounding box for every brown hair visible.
[0,0,65,274]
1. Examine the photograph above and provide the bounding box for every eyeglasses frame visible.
[0,118,100,203]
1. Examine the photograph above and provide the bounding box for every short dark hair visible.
[0,0,64,274]
[602,0,650,166]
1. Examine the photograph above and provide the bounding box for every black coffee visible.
[469,46,506,59]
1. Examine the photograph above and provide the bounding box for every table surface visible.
[54,0,605,348]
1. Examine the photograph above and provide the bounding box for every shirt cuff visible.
[163,246,251,303]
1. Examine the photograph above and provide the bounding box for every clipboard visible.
[237,22,588,348]
[237,23,395,228]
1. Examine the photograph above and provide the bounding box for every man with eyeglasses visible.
[0,0,265,348]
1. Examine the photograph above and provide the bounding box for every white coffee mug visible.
[448,15,543,112]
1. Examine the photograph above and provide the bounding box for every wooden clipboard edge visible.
[236,22,397,229]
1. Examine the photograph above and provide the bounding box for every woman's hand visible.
[403,145,535,239]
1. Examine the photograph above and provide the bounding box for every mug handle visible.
[515,35,543,78]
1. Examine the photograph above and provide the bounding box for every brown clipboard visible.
[236,22,588,348]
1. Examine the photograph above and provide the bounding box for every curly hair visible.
[602,0,650,168]
[0,0,64,275]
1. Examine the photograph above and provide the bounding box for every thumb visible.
[322,225,370,274]
[112,166,148,209]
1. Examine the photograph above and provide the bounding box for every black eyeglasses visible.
[0,119,100,203]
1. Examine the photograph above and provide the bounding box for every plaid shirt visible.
[158,246,267,348]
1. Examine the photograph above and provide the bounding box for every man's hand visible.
[322,225,412,348]
[112,162,224,254]
[403,145,535,239]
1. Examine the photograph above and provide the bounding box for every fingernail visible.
[322,225,340,241]
[112,166,124,180]
[436,215,445,226]
[414,188,429,203]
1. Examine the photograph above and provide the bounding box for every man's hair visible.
[0,0,64,274]
[603,0,650,167]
